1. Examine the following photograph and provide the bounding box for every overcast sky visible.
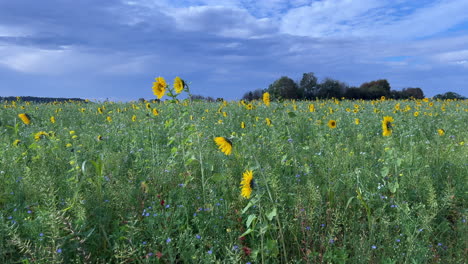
[1,0,467,101]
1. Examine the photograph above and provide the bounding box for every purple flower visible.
[57,248,62,253]
[166,238,171,243]
[207,250,212,255]
[371,245,377,249]
[196,234,201,239]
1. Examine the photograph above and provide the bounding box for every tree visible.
[267,76,300,100]
[299,72,318,100]
[316,78,347,99]
[400,87,424,99]
[433,92,466,100]
[359,79,391,99]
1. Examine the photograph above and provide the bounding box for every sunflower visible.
[265,118,272,126]
[308,104,315,112]
[382,116,394,136]
[437,129,445,136]
[18,113,31,125]
[328,120,337,129]
[240,170,254,199]
[355,118,360,125]
[152,76,167,99]
[241,121,245,129]
[50,116,56,124]
[132,115,137,122]
[246,104,254,110]
[263,92,270,106]
[34,131,48,141]
[13,139,21,146]
[146,103,151,109]
[174,77,184,94]
[214,137,232,155]
[107,116,112,122]
[152,108,159,116]
[97,135,103,141]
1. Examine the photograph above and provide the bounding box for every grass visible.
[0,97,467,263]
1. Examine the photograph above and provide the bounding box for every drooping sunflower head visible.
[240,170,254,199]
[328,120,337,129]
[18,113,31,125]
[382,116,394,136]
[263,92,270,106]
[214,137,232,155]
[13,139,21,146]
[153,77,167,99]
[174,77,185,94]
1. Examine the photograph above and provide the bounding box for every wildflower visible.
[34,131,48,141]
[437,129,445,136]
[263,92,270,106]
[174,77,184,94]
[13,139,21,146]
[152,76,167,99]
[18,113,31,125]
[214,137,232,155]
[382,116,394,136]
[152,108,159,116]
[240,170,254,199]
[50,116,56,124]
[328,120,337,129]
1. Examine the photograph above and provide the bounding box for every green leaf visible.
[381,167,390,178]
[239,228,253,237]
[246,214,256,228]
[287,111,296,118]
[266,208,277,221]
[346,196,355,209]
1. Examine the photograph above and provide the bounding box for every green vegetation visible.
[1,97,467,263]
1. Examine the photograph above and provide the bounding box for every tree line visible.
[0,96,86,103]
[242,72,466,101]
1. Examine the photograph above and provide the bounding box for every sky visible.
[0,0,467,101]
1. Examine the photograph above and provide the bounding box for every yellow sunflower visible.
[328,120,337,129]
[355,118,360,125]
[50,116,56,124]
[240,170,254,199]
[265,118,272,126]
[241,121,245,129]
[13,139,21,146]
[308,104,315,112]
[132,115,137,122]
[437,129,445,136]
[382,116,394,136]
[34,131,48,141]
[152,76,167,99]
[152,108,159,116]
[18,113,31,125]
[146,103,151,109]
[174,76,184,94]
[263,92,270,106]
[214,137,232,155]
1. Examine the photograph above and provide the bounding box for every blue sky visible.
[0,0,467,101]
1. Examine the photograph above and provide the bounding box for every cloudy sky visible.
[1,0,467,101]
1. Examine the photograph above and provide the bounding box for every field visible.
[1,92,467,263]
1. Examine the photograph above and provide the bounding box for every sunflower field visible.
[0,78,467,263]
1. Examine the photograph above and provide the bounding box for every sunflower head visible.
[328,120,337,129]
[437,129,445,136]
[152,108,159,116]
[174,77,185,94]
[153,76,167,99]
[240,170,254,199]
[263,92,270,106]
[265,118,272,126]
[18,113,31,125]
[214,137,232,155]
[13,139,21,146]
[382,116,394,136]
[34,131,48,141]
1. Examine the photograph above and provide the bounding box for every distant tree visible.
[138,98,146,103]
[316,78,347,99]
[359,79,391,99]
[433,92,466,100]
[344,87,363,99]
[400,87,424,99]
[299,72,318,100]
[267,76,300,100]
